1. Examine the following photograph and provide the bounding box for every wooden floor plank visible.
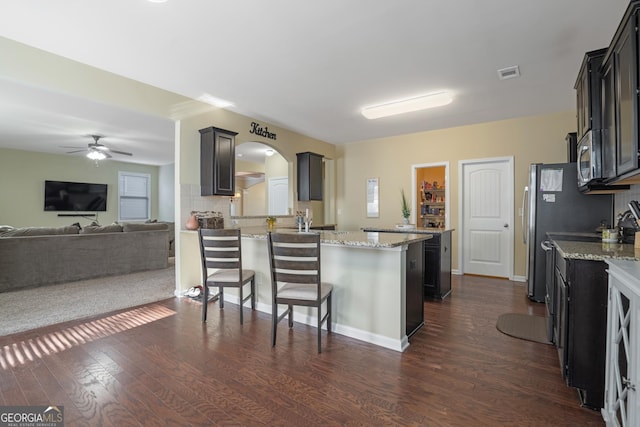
[0,274,604,426]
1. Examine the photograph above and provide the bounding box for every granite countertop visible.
[362,226,454,234]
[553,239,640,261]
[235,226,432,248]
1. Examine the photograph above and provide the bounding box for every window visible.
[118,171,150,221]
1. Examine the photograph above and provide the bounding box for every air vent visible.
[497,65,521,80]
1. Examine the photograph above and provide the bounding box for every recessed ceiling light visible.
[236,153,243,157]
[148,0,168,3]
[361,91,453,120]
[197,93,233,108]
[265,149,275,157]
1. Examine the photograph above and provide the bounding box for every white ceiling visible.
[0,0,631,166]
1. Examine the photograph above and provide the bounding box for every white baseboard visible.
[222,294,407,352]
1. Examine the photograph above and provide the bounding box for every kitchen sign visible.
[249,122,277,141]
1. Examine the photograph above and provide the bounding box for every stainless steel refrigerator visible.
[523,163,613,302]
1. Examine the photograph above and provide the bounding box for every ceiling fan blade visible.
[66,150,87,154]
[109,149,133,156]
[60,146,86,149]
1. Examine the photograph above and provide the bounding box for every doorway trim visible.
[411,161,450,229]
[458,156,514,280]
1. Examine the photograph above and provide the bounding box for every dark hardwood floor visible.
[0,275,603,426]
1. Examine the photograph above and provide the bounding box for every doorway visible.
[459,157,514,279]
[268,176,289,215]
[411,162,450,229]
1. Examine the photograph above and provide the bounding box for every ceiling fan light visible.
[361,91,453,119]
[87,150,107,160]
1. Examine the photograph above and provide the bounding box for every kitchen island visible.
[363,227,454,299]
[178,228,432,351]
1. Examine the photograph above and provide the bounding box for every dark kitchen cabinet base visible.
[423,231,452,300]
[406,241,425,338]
[554,252,607,410]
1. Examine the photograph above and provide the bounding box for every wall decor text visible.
[249,122,277,140]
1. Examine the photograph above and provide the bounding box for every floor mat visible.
[496,313,552,345]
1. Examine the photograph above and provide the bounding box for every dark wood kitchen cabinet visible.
[406,241,424,338]
[423,231,452,300]
[575,48,606,141]
[200,126,237,196]
[601,56,617,180]
[297,152,323,201]
[554,250,608,410]
[601,2,640,184]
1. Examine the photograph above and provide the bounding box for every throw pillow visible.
[0,226,80,237]
[79,223,124,234]
[122,222,169,232]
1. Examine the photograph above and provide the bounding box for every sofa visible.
[0,222,170,292]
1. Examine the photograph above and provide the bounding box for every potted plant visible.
[401,189,410,224]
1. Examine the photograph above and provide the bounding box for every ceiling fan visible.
[62,135,133,160]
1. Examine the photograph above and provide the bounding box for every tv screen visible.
[44,180,108,212]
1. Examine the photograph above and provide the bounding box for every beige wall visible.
[336,110,577,278]
[0,147,160,228]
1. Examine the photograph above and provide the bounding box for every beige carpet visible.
[496,313,552,345]
[0,260,175,337]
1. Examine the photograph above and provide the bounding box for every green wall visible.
[0,147,160,228]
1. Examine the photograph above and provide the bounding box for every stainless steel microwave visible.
[577,130,602,187]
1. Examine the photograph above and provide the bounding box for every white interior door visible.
[268,176,289,215]
[460,158,513,278]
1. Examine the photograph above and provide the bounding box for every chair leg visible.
[327,293,332,333]
[250,278,256,310]
[317,304,322,353]
[288,305,293,328]
[219,287,224,309]
[271,302,277,347]
[239,284,244,325]
[202,286,208,322]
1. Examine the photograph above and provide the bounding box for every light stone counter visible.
[236,226,432,248]
[553,240,640,261]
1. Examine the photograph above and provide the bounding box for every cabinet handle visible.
[623,377,636,391]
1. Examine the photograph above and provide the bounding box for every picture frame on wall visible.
[366,177,379,218]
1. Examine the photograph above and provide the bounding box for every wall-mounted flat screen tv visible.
[44,180,108,212]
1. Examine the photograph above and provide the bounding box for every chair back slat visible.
[274,272,318,284]
[271,245,318,258]
[272,258,317,272]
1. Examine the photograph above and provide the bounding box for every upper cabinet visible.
[200,126,237,196]
[600,3,640,185]
[297,152,323,201]
[575,48,606,141]
[577,1,640,189]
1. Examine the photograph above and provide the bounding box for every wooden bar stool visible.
[198,228,255,324]
[267,231,333,353]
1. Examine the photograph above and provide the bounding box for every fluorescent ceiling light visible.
[361,91,453,119]
[198,93,233,108]
[87,150,107,160]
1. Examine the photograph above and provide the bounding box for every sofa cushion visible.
[0,225,80,237]
[122,222,169,232]
[80,223,124,234]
